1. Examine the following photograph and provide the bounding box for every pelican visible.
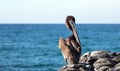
[58,16,81,65]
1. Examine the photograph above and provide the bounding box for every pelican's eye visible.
[69,20,74,25]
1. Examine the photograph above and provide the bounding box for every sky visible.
[0,0,120,24]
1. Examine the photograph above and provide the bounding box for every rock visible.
[79,52,98,66]
[93,58,116,70]
[115,63,120,68]
[79,50,111,65]
[117,52,120,56]
[58,50,120,71]
[112,56,120,63]
[90,50,110,58]
[98,66,112,71]
[58,63,94,71]
[79,52,91,63]
[109,52,118,58]
[108,68,115,71]
[109,66,120,71]
[114,67,120,71]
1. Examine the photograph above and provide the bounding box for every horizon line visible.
[0,23,120,24]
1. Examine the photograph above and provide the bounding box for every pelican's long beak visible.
[69,20,80,45]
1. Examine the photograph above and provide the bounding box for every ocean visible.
[0,24,120,71]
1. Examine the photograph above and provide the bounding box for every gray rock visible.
[115,63,120,68]
[109,67,120,71]
[79,51,111,65]
[117,52,120,56]
[58,63,94,71]
[114,66,120,71]
[90,50,110,58]
[79,52,91,63]
[93,58,115,70]
[98,66,112,71]
[58,50,120,71]
[109,68,115,71]
[112,56,120,63]
[109,52,118,58]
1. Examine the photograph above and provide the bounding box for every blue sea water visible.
[0,24,120,71]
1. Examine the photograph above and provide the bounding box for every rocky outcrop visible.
[58,50,120,71]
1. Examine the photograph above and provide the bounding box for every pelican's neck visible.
[71,23,80,45]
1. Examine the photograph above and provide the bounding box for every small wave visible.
[12,64,31,68]
[12,63,53,68]
[83,36,90,39]
[0,46,17,51]
[34,63,53,67]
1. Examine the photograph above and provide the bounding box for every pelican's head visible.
[66,16,75,31]
[65,16,80,45]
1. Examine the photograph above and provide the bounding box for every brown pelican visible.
[58,16,81,65]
